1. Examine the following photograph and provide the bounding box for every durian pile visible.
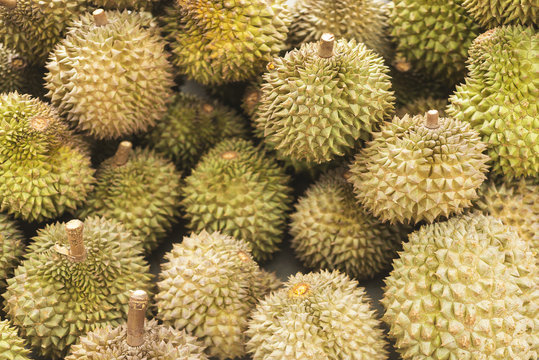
[0,0,537,359]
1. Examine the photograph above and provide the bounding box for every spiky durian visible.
[156,231,274,359]
[348,110,490,224]
[162,0,290,85]
[287,0,393,59]
[0,213,23,289]
[447,25,538,179]
[462,0,538,27]
[390,0,482,84]
[256,35,394,163]
[291,168,407,279]
[45,9,174,139]
[3,217,153,359]
[0,319,31,360]
[0,92,95,222]
[382,213,538,359]
[246,270,388,359]
[181,138,292,261]
[396,97,448,118]
[0,43,31,94]
[78,142,182,253]
[90,0,158,10]
[143,93,249,170]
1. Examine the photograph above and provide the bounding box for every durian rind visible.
[462,0,538,27]
[0,213,24,289]
[0,319,31,360]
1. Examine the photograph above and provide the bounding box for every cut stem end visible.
[0,0,17,9]
[426,110,440,129]
[319,33,335,58]
[93,9,108,26]
[112,141,132,166]
[65,219,86,262]
[127,290,148,347]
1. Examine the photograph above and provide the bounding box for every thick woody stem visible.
[0,0,17,9]
[319,33,335,58]
[426,110,440,129]
[112,141,132,166]
[127,290,148,347]
[93,9,108,26]
[65,220,86,262]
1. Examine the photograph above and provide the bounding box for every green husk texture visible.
[246,270,388,359]
[0,213,24,289]
[0,319,31,360]
[447,25,538,179]
[383,213,538,359]
[462,0,538,27]
[3,216,153,359]
[90,0,159,10]
[181,138,293,261]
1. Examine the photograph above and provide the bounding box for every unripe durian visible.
[0,213,23,289]
[348,110,490,224]
[78,142,182,253]
[0,43,41,95]
[383,213,538,359]
[246,270,388,359]
[396,97,448,118]
[447,25,538,179]
[462,0,538,27]
[45,9,174,139]
[156,231,274,359]
[3,217,153,359]
[256,35,394,163]
[181,138,292,261]
[0,319,31,360]
[0,92,95,222]
[91,0,158,10]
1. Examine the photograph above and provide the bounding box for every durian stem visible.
[127,290,148,347]
[93,9,108,26]
[112,141,132,166]
[426,110,440,129]
[0,0,16,9]
[202,103,214,113]
[65,220,86,262]
[319,33,335,58]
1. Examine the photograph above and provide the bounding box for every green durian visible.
[382,213,538,359]
[396,97,448,118]
[348,110,490,224]
[78,142,182,253]
[3,216,153,359]
[390,0,482,84]
[0,319,31,360]
[181,138,292,261]
[0,213,23,289]
[246,270,388,359]
[156,230,274,359]
[447,25,538,179]
[291,168,407,280]
[0,43,34,94]
[90,0,158,10]
[256,35,394,163]
[0,92,95,222]
[45,9,174,139]
[162,0,290,85]
[287,0,393,59]
[462,0,538,27]
[143,92,249,170]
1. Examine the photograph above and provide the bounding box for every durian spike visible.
[93,9,108,26]
[65,220,86,262]
[112,141,132,166]
[127,290,148,347]
[426,110,440,129]
[0,0,17,9]
[319,33,335,58]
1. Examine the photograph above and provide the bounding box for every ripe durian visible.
[462,0,538,27]
[90,0,158,10]
[0,319,31,360]
[181,138,292,261]
[382,213,538,359]
[3,217,153,358]
[287,0,393,59]
[144,93,249,170]
[396,97,448,118]
[162,0,290,85]
[246,270,388,359]
[0,213,23,289]
[67,290,208,360]
[256,34,394,163]
[390,0,482,84]
[0,92,95,222]
[156,231,275,359]
[348,110,490,224]
[447,25,538,179]
[78,142,182,253]
[45,9,174,139]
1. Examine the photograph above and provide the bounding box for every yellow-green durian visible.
[396,97,448,118]
[0,43,41,95]
[0,319,31,360]
[462,0,538,27]
[90,0,158,10]
[0,213,24,289]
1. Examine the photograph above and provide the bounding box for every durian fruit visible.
[67,290,208,360]
[78,142,182,253]
[246,270,388,359]
[256,34,394,163]
[0,92,95,222]
[0,319,31,360]
[390,0,482,84]
[0,43,27,94]
[382,213,538,359]
[90,0,159,10]
[181,138,292,261]
[348,110,490,224]
[0,213,24,289]
[462,0,538,27]
[291,168,407,280]
[287,0,393,60]
[162,0,290,85]
[447,25,538,179]
[143,93,249,170]
[156,231,275,359]
[45,9,174,139]
[396,97,448,118]
[3,217,153,359]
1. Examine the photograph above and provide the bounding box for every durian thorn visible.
[65,219,86,262]
[112,141,132,166]
[93,9,108,26]
[426,110,440,129]
[127,290,148,347]
[0,0,16,9]
[319,33,335,58]
[202,103,214,113]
